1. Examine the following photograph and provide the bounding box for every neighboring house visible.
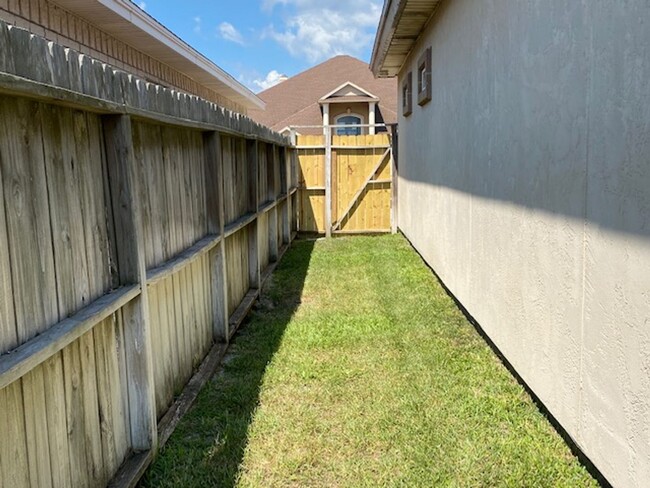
[371,1,650,488]
[249,55,397,135]
[0,0,263,114]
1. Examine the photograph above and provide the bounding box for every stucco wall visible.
[0,0,246,114]
[397,1,650,486]
[330,102,369,124]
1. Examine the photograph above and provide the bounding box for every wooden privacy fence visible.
[293,125,397,237]
[0,21,298,488]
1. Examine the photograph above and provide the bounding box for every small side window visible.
[402,71,413,117]
[417,47,432,106]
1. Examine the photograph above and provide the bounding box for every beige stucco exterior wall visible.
[0,0,246,114]
[329,102,370,124]
[396,1,650,487]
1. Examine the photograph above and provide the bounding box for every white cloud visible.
[263,0,383,63]
[194,16,202,35]
[219,22,245,45]
[253,70,288,91]
[138,1,146,10]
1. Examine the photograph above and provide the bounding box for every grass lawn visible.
[143,235,599,488]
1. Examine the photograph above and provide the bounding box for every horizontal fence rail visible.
[0,20,299,488]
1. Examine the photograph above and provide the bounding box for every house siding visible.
[397,1,650,487]
[0,0,246,114]
[330,102,369,123]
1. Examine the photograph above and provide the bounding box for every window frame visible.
[402,71,413,117]
[334,113,364,136]
[417,47,432,106]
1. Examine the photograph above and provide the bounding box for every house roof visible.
[50,0,264,110]
[370,0,443,77]
[249,55,397,132]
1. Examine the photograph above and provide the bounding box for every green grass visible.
[143,235,599,488]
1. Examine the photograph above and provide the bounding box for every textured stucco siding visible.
[0,0,247,114]
[397,1,650,486]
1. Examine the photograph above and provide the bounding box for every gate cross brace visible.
[333,148,391,231]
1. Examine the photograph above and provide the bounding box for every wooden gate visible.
[295,130,396,236]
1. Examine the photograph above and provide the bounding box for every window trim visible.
[402,71,413,117]
[334,113,365,136]
[417,47,432,106]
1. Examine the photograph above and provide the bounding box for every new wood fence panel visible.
[297,133,392,235]
[296,134,326,233]
[339,135,390,232]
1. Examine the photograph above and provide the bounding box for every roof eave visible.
[51,0,264,110]
[370,0,441,78]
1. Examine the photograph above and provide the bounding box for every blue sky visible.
[133,0,384,93]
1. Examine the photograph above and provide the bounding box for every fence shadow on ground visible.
[141,239,316,488]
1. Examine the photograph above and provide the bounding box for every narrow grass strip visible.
[144,235,598,488]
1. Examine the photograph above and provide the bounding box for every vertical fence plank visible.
[44,103,107,488]
[0,381,30,487]
[103,114,157,452]
[204,131,229,341]
[0,96,29,488]
[0,127,17,355]
[1,97,59,488]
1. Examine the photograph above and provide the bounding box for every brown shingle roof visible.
[249,55,397,133]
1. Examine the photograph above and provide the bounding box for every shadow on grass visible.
[141,239,316,488]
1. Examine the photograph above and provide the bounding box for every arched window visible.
[334,114,363,136]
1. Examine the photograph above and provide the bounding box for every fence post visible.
[204,131,230,342]
[281,146,291,244]
[269,145,280,262]
[290,129,299,234]
[247,139,261,289]
[390,124,399,234]
[325,125,332,238]
[102,114,157,452]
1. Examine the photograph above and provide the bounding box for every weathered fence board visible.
[0,19,296,488]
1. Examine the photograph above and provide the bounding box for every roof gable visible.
[249,55,397,131]
[319,82,380,102]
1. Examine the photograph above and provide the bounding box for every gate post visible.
[325,125,332,238]
[390,124,399,234]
